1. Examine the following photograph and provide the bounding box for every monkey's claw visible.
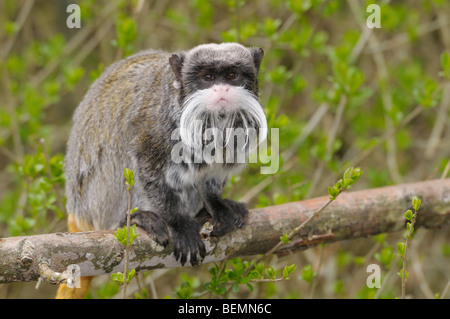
[173,229,206,266]
[170,217,206,266]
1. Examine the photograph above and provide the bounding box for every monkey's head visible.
[169,43,267,150]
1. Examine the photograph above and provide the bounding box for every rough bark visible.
[1,178,449,285]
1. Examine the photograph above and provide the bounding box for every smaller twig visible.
[248,277,286,283]
[123,185,132,299]
[401,217,416,299]
[134,272,144,298]
[441,279,450,299]
[425,82,450,159]
[147,272,159,299]
[275,233,335,257]
[113,169,139,299]
[400,198,421,299]
[307,95,347,198]
[348,105,424,167]
[235,1,241,43]
[441,159,450,179]
[241,194,338,282]
[364,16,450,55]
[309,244,325,299]
[1,0,35,61]
[243,167,362,280]
[264,196,336,259]
[411,246,435,298]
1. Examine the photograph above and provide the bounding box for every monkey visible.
[56,43,266,298]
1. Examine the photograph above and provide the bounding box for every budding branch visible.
[0,179,449,285]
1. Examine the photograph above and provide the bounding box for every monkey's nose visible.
[213,85,230,93]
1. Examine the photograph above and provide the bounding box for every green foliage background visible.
[0,0,449,298]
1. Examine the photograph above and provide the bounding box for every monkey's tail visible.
[55,214,94,299]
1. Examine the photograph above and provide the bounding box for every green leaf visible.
[347,67,365,94]
[404,209,413,221]
[286,0,312,14]
[221,28,239,42]
[113,224,138,246]
[342,167,363,188]
[397,269,409,280]
[299,264,315,284]
[262,18,282,37]
[343,167,353,181]
[353,256,365,266]
[440,52,450,79]
[374,245,394,269]
[265,266,275,279]
[328,186,336,199]
[253,262,265,279]
[64,66,85,90]
[128,224,140,245]
[397,242,406,257]
[406,222,414,237]
[126,269,136,283]
[411,196,421,211]
[328,184,340,200]
[267,66,292,84]
[280,233,290,244]
[442,243,450,257]
[175,280,193,299]
[113,226,128,246]
[115,15,137,56]
[4,21,18,35]
[232,283,239,294]
[290,75,307,93]
[111,272,124,284]
[413,78,440,108]
[282,264,297,279]
[124,168,135,187]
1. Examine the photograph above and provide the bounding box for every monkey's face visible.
[169,43,267,150]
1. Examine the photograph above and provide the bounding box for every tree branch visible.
[1,178,449,285]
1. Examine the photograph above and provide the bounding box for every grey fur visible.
[65,43,265,265]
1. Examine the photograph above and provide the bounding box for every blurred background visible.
[0,0,449,298]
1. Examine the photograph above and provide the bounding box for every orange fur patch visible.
[55,214,94,299]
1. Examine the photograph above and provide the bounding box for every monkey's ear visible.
[250,47,264,73]
[169,53,185,81]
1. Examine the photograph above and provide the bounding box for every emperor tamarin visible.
[64,43,267,266]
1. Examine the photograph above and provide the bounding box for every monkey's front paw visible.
[122,210,170,247]
[173,228,206,266]
[210,200,249,237]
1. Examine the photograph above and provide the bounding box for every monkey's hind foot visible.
[120,210,170,247]
[210,199,249,237]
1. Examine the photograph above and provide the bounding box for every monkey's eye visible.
[202,74,215,81]
[226,72,238,80]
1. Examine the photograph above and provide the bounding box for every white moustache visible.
[179,86,268,149]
